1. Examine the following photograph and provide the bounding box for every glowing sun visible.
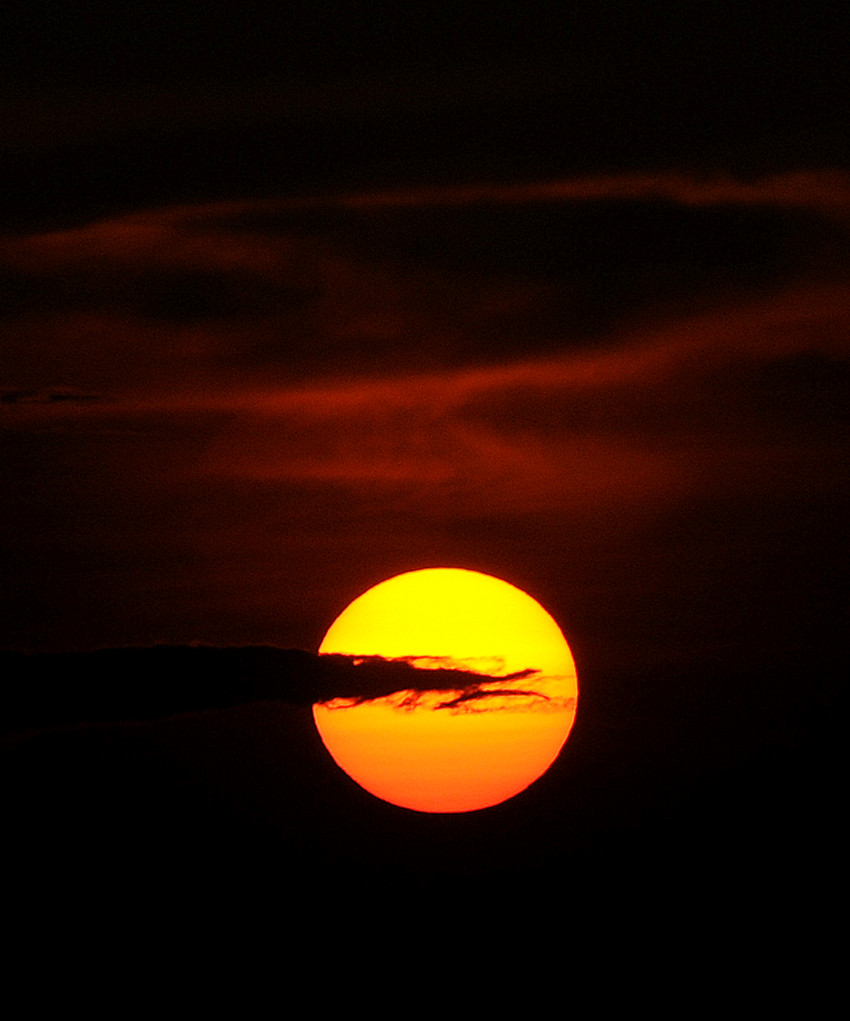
[312,568,578,813]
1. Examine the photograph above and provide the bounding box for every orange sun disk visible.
[312,568,578,813]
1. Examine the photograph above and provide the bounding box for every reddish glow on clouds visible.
[332,170,850,214]
[2,170,848,652]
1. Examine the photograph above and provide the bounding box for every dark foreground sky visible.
[2,4,847,976]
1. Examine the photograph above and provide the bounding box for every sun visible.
[312,568,578,813]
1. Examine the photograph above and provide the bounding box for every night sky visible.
[3,4,847,979]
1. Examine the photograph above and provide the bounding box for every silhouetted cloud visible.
[0,645,546,738]
[432,685,554,712]
[317,658,572,714]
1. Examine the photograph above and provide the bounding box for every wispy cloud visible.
[319,666,576,716]
[3,173,848,516]
[325,169,850,214]
[2,172,847,655]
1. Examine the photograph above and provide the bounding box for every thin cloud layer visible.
[3,170,848,394]
[2,171,847,652]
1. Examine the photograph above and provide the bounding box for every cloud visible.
[181,274,848,519]
[431,683,567,714]
[316,656,574,715]
[4,239,847,521]
[1,171,847,654]
[327,170,850,214]
[3,168,848,392]
[1,645,528,738]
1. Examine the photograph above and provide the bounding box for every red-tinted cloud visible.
[2,172,847,653]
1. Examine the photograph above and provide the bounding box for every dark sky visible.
[2,4,847,972]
